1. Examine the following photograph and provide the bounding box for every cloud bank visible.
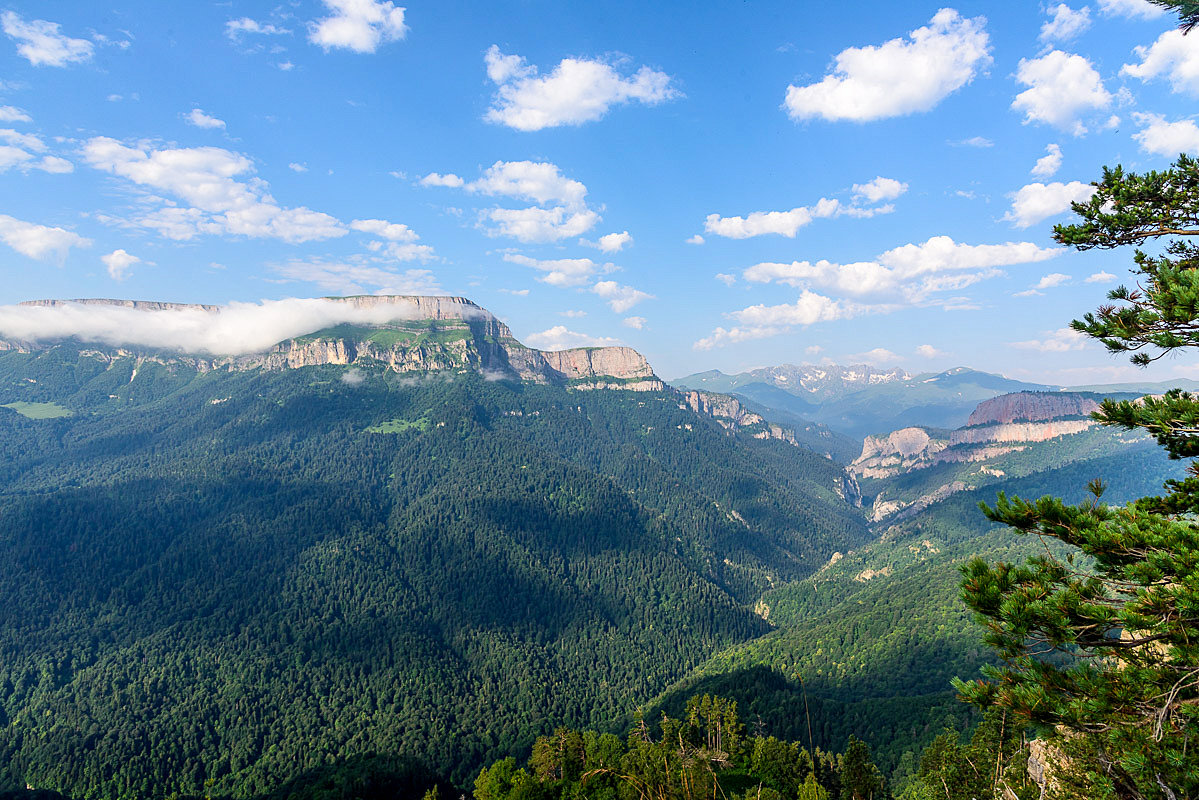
[0,298,443,355]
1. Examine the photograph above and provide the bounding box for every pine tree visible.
[955,154,1199,799]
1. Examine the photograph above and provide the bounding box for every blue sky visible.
[1,0,1197,384]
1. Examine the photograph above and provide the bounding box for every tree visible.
[955,154,1199,799]
[838,736,885,800]
[1149,1,1199,33]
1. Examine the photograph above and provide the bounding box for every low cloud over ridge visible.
[0,297,441,356]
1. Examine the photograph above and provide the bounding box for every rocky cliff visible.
[852,427,949,478]
[679,390,798,444]
[3,296,665,391]
[966,391,1100,426]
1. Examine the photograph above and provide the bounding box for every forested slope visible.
[0,346,868,798]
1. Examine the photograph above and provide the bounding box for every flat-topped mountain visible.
[3,296,663,391]
[966,390,1101,426]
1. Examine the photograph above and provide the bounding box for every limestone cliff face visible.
[949,419,1094,446]
[967,391,1099,426]
[679,390,798,445]
[4,296,664,391]
[851,427,948,478]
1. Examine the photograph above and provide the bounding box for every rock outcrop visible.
[967,391,1100,426]
[679,390,798,445]
[4,296,666,391]
[852,427,948,478]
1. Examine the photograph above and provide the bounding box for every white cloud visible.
[308,0,407,53]
[101,249,141,281]
[83,137,346,243]
[784,9,991,122]
[1031,143,1063,178]
[954,136,994,147]
[1,11,94,67]
[1012,327,1089,352]
[805,345,823,356]
[271,260,441,295]
[1032,272,1071,289]
[226,18,291,38]
[592,280,653,312]
[0,297,449,355]
[623,316,646,329]
[847,347,902,367]
[1097,0,1167,18]
[467,160,588,208]
[186,109,226,130]
[852,176,908,203]
[351,218,418,242]
[1003,181,1097,228]
[1086,270,1117,282]
[1132,111,1199,156]
[524,325,620,351]
[420,172,465,188]
[0,105,30,122]
[715,273,736,286]
[289,162,308,173]
[686,234,705,245]
[483,45,679,131]
[1122,30,1199,95]
[482,206,599,242]
[559,310,587,318]
[581,230,633,253]
[695,291,855,350]
[915,344,946,358]
[0,214,90,261]
[504,253,613,287]
[1040,4,1091,42]
[0,129,73,174]
[742,235,1060,303]
[1012,50,1112,135]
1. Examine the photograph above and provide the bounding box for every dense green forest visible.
[0,346,867,798]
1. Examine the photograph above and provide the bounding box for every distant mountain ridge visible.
[4,296,665,391]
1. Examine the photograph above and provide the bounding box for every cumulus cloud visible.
[592,280,653,313]
[623,316,646,329]
[1031,143,1063,178]
[1097,0,1167,18]
[954,136,994,147]
[1132,112,1199,156]
[524,325,620,351]
[186,109,226,129]
[581,230,633,253]
[742,236,1059,304]
[225,18,291,39]
[83,137,346,243]
[847,348,902,367]
[1017,272,1072,295]
[483,206,599,243]
[483,45,679,131]
[916,344,946,358]
[1,11,93,67]
[289,162,308,173]
[1040,4,1091,42]
[420,172,465,188]
[0,129,73,174]
[0,105,30,122]
[0,214,91,261]
[852,176,909,203]
[686,234,705,245]
[1003,181,1097,228]
[1086,270,1117,283]
[694,291,856,350]
[101,249,142,281]
[271,260,441,295]
[784,9,990,122]
[1012,51,1112,135]
[715,273,736,286]
[308,0,407,53]
[423,160,601,242]
[504,253,613,287]
[1122,29,1199,95]
[1012,327,1089,352]
[0,298,449,355]
[351,218,418,241]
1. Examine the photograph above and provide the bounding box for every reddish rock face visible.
[967,391,1100,426]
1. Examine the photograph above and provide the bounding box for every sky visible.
[0,0,1197,385]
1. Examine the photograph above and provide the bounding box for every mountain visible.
[0,298,869,798]
[673,364,1053,440]
[644,389,1179,773]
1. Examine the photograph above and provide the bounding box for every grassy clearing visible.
[365,417,430,434]
[2,401,73,419]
